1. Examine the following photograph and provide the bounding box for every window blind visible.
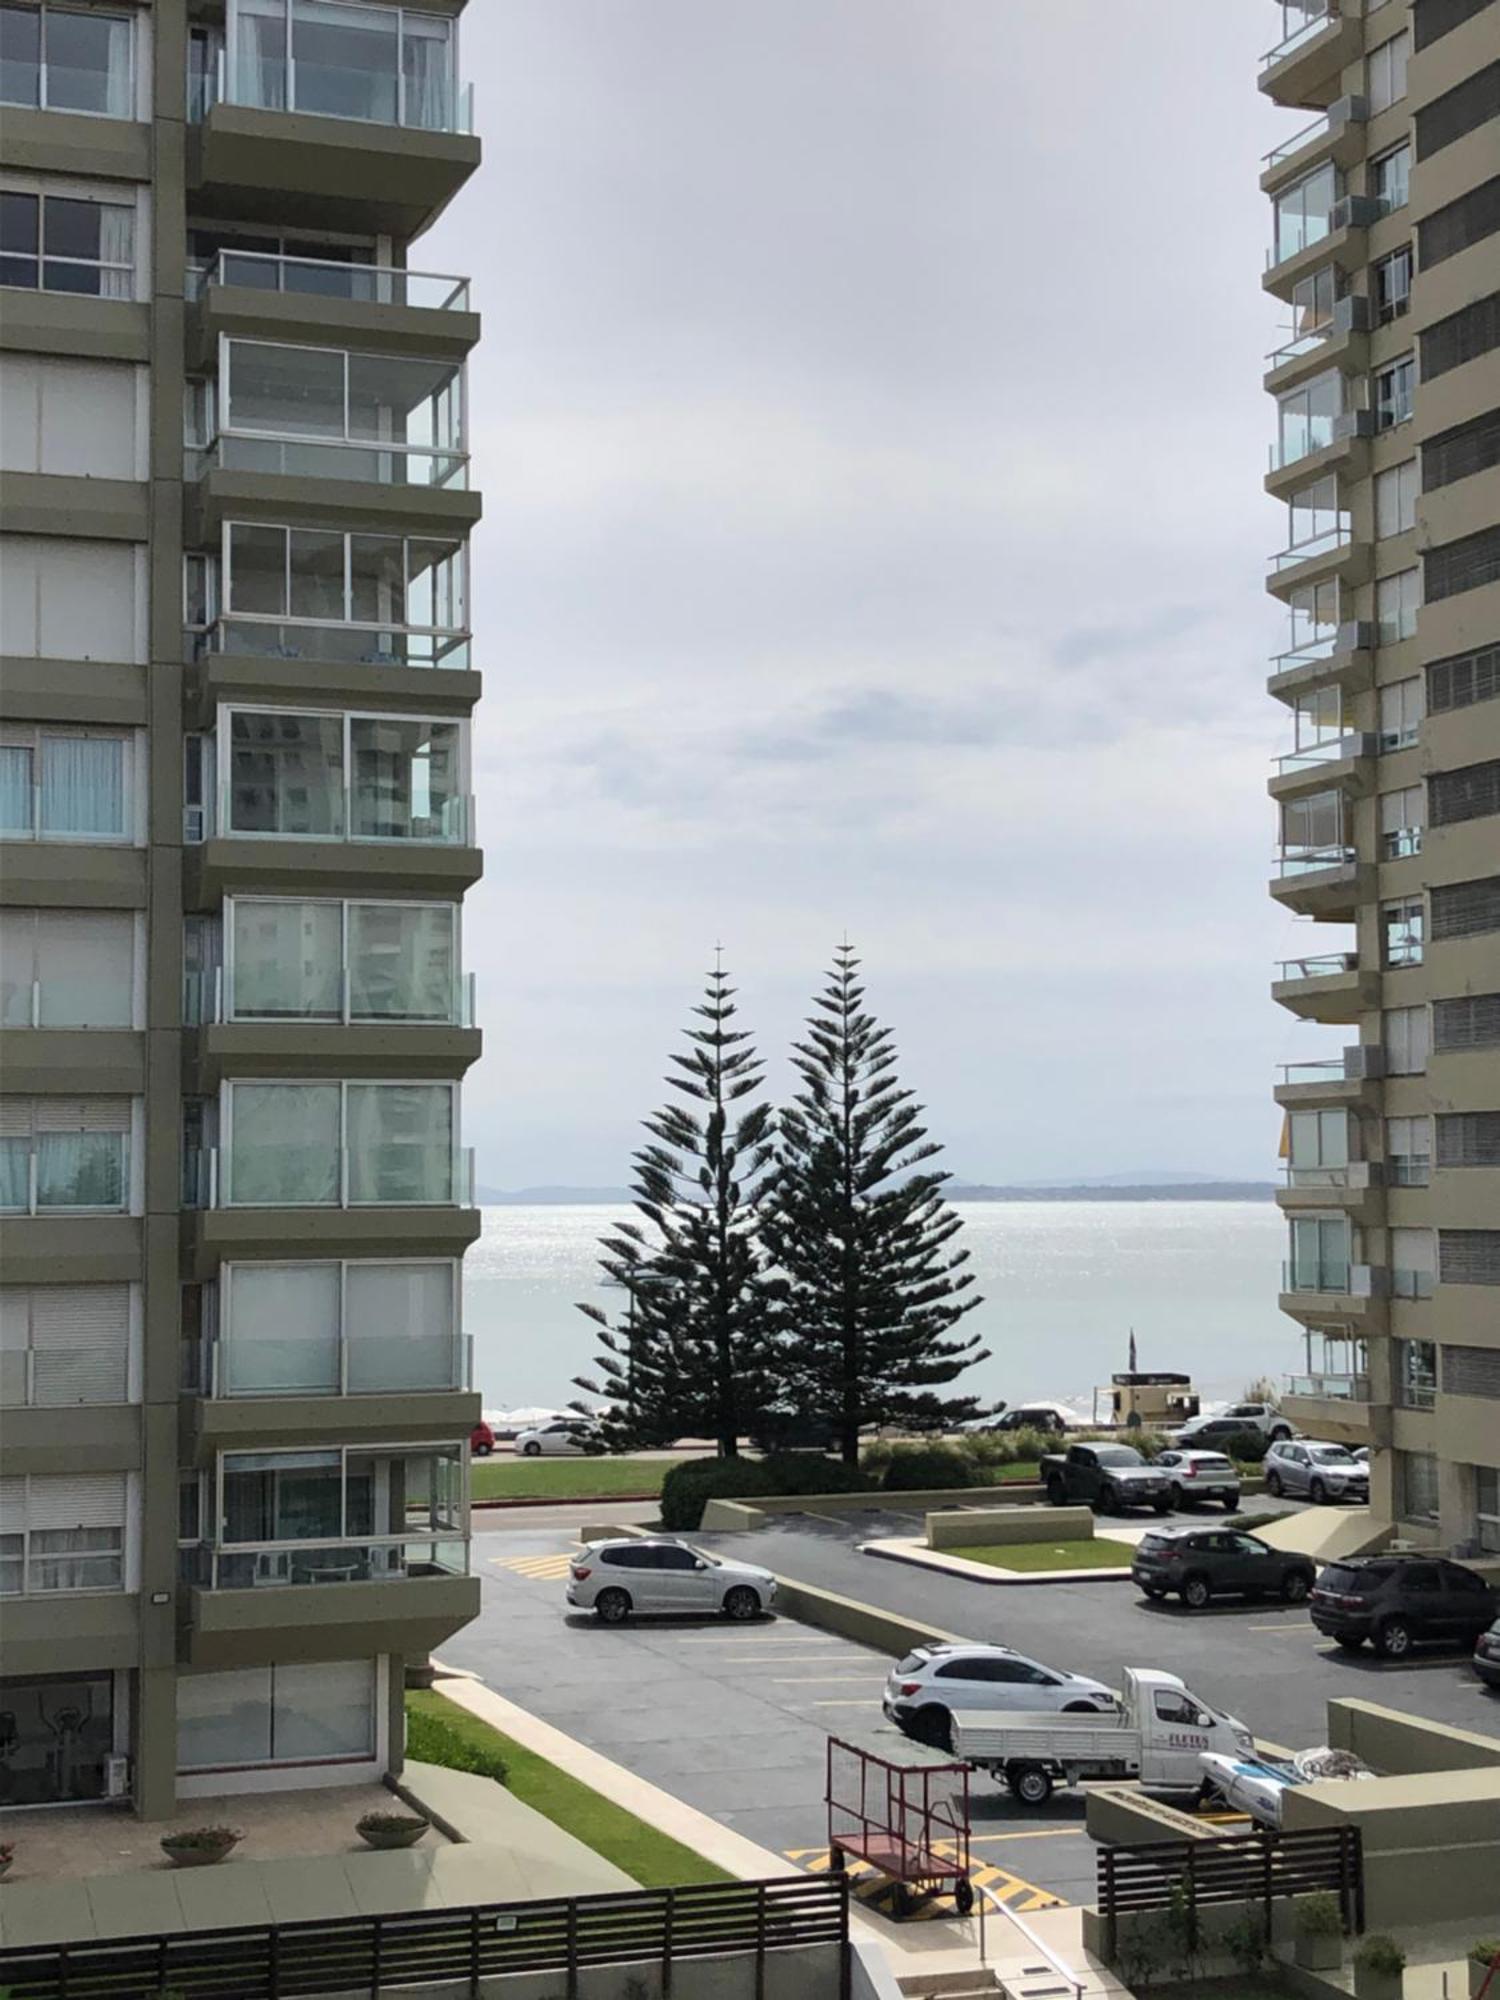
[27,1472,126,1531]
[1428,645,1499,714]
[1419,176,1500,270]
[1434,993,1500,1049]
[1437,1112,1500,1167]
[1431,876,1500,941]
[1422,410,1500,491]
[1425,526,1500,602]
[1440,1230,1500,1284]
[1421,293,1500,381]
[30,1286,130,1405]
[1414,0,1497,50]
[1414,61,1500,159]
[1443,1344,1500,1398]
[1429,758,1500,827]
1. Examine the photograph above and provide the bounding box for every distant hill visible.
[477,1180,1275,1206]
[477,1184,634,1205]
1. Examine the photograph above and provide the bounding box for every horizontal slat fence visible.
[1099,1826,1363,1934]
[0,1872,848,2000]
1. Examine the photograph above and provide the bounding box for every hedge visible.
[659,1452,873,1530]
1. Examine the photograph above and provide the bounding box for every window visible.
[1424,411,1500,493]
[1396,1339,1438,1406]
[217,1259,460,1395]
[0,910,136,1027]
[1415,0,1494,51]
[1437,1112,1500,1169]
[1372,249,1412,332]
[1391,1228,1436,1299]
[1431,875,1500,941]
[1475,1467,1500,1554]
[1375,355,1415,431]
[211,0,460,132]
[1274,163,1340,264]
[1279,788,1346,860]
[0,1098,131,1213]
[1286,684,1343,762]
[0,1472,127,1593]
[1386,1115,1431,1186]
[1379,785,1423,859]
[0,538,145,662]
[1382,897,1424,967]
[1397,1451,1440,1522]
[1419,176,1500,270]
[1377,569,1421,644]
[1421,292,1500,381]
[0,356,143,479]
[1153,1690,1209,1727]
[1416,62,1500,160]
[1366,30,1409,112]
[0,727,135,843]
[221,1079,458,1208]
[1288,1109,1350,1184]
[1379,675,1422,748]
[221,897,461,1026]
[1428,645,1500,715]
[1426,526,1500,602]
[1434,993,1500,1050]
[1441,1231,1500,1285]
[0,1284,131,1406]
[214,707,466,845]
[1375,459,1418,537]
[1430,758,1500,828]
[0,185,133,295]
[1286,578,1341,655]
[1277,371,1341,466]
[177,1660,375,1773]
[1370,145,1411,216]
[1287,1214,1351,1292]
[0,5,133,115]
[1384,1004,1429,1075]
[1286,265,1338,351]
[1285,476,1344,556]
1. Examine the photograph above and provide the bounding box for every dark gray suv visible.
[1310,1555,1499,1658]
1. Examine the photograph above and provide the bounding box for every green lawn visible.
[406,1690,730,1888]
[945,1536,1136,1572]
[471,1456,670,1502]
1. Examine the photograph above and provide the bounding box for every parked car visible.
[1042,1442,1171,1514]
[1176,1403,1292,1446]
[1132,1526,1315,1609]
[567,1538,775,1623]
[470,1420,495,1458]
[1475,1618,1500,1689]
[1309,1554,1500,1659]
[1170,1418,1267,1456]
[515,1418,604,1458]
[1263,1439,1369,1504]
[1152,1450,1241,1512]
[883,1643,1118,1748]
[989,1404,1073,1435]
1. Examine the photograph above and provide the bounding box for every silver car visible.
[567,1537,776,1623]
[1264,1439,1370,1505]
[883,1643,1117,1749]
[1153,1449,1242,1512]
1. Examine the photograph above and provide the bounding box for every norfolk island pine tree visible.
[760,944,988,1465]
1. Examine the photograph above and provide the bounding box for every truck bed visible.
[953,1707,1138,1767]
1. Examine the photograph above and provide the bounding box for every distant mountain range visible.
[476,1177,1276,1206]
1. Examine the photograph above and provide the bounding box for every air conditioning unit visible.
[1333,293,1371,336]
[1331,194,1383,230]
[103,1754,130,1799]
[1333,618,1374,654]
[1328,92,1368,132]
[1343,1045,1384,1080]
[1332,409,1375,442]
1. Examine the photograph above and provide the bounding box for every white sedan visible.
[567,1538,776,1622]
[515,1419,602,1457]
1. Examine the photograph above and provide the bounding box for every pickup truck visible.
[952,1667,1254,1806]
[1041,1442,1172,1514]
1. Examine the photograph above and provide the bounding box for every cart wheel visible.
[891,1883,914,1920]
[954,1876,976,1917]
[827,1846,846,1874]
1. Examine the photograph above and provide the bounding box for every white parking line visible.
[810,1698,882,1708]
[771,1674,886,1685]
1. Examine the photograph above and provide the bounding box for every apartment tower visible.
[1262,0,1499,1552]
[0,0,483,1814]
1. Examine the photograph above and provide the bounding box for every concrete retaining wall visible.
[927,1504,1093,1550]
[1327,1697,1500,1774]
[1284,1765,1500,1927]
[1084,1786,1216,1846]
[770,1573,966,1659]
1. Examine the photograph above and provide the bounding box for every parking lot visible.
[443,1508,1498,1912]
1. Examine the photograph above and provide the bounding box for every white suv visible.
[883,1643,1117,1748]
[567,1538,777,1623]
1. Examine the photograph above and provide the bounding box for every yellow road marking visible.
[491,1552,574,1580]
[783,1843,1065,1918]
[969,1828,1087,1844]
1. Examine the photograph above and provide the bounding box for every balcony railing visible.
[1276,951,1358,982]
[183,964,476,1030]
[1275,730,1369,775]
[190,38,474,136]
[190,1332,472,1400]
[1261,3,1335,70]
[193,432,468,491]
[1274,843,1356,879]
[182,1145,476,1211]
[1283,1258,1351,1295]
[1264,113,1331,171]
[1285,1371,1370,1400]
[189,251,470,314]
[1391,1268,1435,1301]
[1268,523,1354,574]
[181,1535,469,1590]
[193,614,470,671]
[1284,1162,1356,1188]
[185,786,475,848]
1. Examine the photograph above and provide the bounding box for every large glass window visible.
[223,1,458,131]
[219,708,465,843]
[1384,1004,1429,1075]
[0,909,135,1027]
[0,6,133,115]
[0,1672,116,1803]
[1475,1466,1500,1555]
[1382,897,1424,967]
[1367,30,1409,114]
[215,339,464,486]
[0,187,133,295]
[1373,246,1411,324]
[0,729,131,842]
[0,1100,130,1214]
[1277,371,1341,467]
[224,897,460,1023]
[1279,787,1346,863]
[1287,1215,1351,1292]
[1284,475,1345,557]
[1288,1109,1350,1184]
[1395,1337,1438,1405]
[226,708,343,836]
[1371,145,1410,216]
[1285,577,1340,658]
[1379,675,1423,749]
[177,1660,374,1772]
[1375,355,1415,431]
[223,1079,458,1207]
[1396,1450,1439,1523]
[0,1473,126,1594]
[1375,459,1418,537]
[1379,784,1423,859]
[1385,1115,1431,1187]
[1274,163,1339,264]
[217,1258,459,1395]
[1377,567,1421,643]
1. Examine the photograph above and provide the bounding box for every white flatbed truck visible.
[951,1667,1254,1806]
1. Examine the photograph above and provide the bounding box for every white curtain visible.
[237,0,288,110]
[37,912,133,1028]
[0,745,33,834]
[38,737,124,837]
[401,13,451,130]
[225,1263,340,1393]
[345,1262,455,1389]
[231,899,341,1019]
[229,1083,339,1205]
[347,902,453,1020]
[97,204,134,301]
[346,1085,451,1204]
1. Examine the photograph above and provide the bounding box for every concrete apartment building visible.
[0,0,483,1816]
[1262,0,1500,1551]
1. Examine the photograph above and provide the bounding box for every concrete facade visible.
[1262,0,1500,1555]
[1,0,483,1817]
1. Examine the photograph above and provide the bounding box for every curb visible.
[472,1493,659,1511]
[860,1539,1133,1587]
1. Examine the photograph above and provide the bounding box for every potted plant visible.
[1295,1891,1345,1970]
[1470,1940,1500,2000]
[1355,1935,1407,2000]
[159,1825,241,1868]
[355,1810,429,1851]
[0,1839,14,1880]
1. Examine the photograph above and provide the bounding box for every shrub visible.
[1297,1891,1343,1938]
[1356,1936,1407,1977]
[658,1453,871,1531]
[880,1443,980,1491]
[357,1811,428,1836]
[1471,1941,1500,1967]
[962,1428,1051,1470]
[405,1703,507,1784]
[1224,1429,1269,1464]
[1221,1912,1269,1972]
[160,1826,239,1851]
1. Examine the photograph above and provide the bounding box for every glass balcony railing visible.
[1274,843,1356,879]
[1278,1058,1348,1087]
[182,1144,476,1211]
[1276,951,1358,982]
[1261,3,1335,71]
[193,1331,472,1400]
[181,1535,469,1590]
[186,784,474,848]
[1284,1162,1356,1188]
[1391,1268,1436,1302]
[1268,523,1353,574]
[1275,731,1369,775]
[189,251,470,314]
[182,964,476,1030]
[1270,416,1340,471]
[190,26,474,135]
[193,616,470,671]
[1283,1258,1350,1295]
[196,432,468,490]
[1263,113,1331,172]
[1285,1371,1370,1400]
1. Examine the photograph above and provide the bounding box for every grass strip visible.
[406,1690,731,1888]
[471,1457,669,1502]
[944,1536,1135,1572]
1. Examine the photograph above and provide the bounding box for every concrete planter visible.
[1297,1932,1344,1970]
[1354,1964,1404,2000]
[161,1833,239,1867]
[356,1816,429,1851]
[1472,1961,1497,2000]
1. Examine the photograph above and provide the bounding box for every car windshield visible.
[1309,1446,1355,1464]
[1096,1448,1144,1467]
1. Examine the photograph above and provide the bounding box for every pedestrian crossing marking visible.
[491,1552,575,1580]
[782,1843,1064,1919]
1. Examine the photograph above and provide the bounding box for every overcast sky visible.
[426,1,1317,1190]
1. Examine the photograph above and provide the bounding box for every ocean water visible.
[463,1200,1298,1417]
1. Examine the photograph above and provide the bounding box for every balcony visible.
[1266,525,1369,600]
[1259,2,1363,111]
[1260,96,1369,194]
[1281,1369,1375,1443]
[1280,1260,1385,1323]
[1279,1158,1383,1221]
[1275,1049,1381,1108]
[1269,845,1368,918]
[1266,409,1371,500]
[1268,619,1374,705]
[189,251,479,368]
[1268,731,1374,802]
[1271,951,1376,1023]
[187,16,479,240]
[182,1141,477,1215]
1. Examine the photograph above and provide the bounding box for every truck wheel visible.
[1269,1424,1292,1443]
[1093,1485,1116,1515]
[1046,1476,1066,1506]
[1182,1574,1212,1611]
[1008,1762,1053,1807]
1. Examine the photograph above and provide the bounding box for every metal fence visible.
[0,1873,850,2000]
[1098,1826,1363,1935]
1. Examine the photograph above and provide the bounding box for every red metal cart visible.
[825,1736,975,1919]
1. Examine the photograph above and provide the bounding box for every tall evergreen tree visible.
[575,956,777,1457]
[762,945,988,1463]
